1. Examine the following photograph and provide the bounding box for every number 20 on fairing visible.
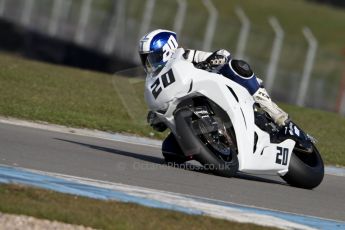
[276,146,289,165]
[150,70,176,99]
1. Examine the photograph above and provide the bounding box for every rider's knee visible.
[220,59,254,79]
[229,59,254,78]
[220,59,259,95]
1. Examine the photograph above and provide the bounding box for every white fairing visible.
[145,48,295,175]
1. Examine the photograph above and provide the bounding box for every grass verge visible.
[0,53,344,166]
[0,52,157,137]
[0,184,276,230]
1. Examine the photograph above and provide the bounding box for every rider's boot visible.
[253,87,288,126]
[253,87,313,153]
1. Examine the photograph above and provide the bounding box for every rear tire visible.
[281,144,324,189]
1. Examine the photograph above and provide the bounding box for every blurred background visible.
[0,0,344,115]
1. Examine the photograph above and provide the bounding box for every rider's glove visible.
[205,49,231,68]
[147,111,167,132]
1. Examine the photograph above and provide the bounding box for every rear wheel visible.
[281,144,324,189]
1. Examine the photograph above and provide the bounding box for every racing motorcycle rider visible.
[139,29,312,152]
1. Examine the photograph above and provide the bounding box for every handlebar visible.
[195,61,213,71]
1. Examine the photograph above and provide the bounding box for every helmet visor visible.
[139,50,165,75]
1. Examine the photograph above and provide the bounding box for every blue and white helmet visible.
[139,29,178,75]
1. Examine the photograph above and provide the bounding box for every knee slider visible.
[230,60,253,78]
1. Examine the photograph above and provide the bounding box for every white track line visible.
[1,164,318,230]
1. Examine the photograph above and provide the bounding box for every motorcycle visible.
[144,48,324,189]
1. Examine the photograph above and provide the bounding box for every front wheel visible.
[174,108,239,177]
[281,144,324,189]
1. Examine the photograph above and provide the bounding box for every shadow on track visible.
[55,138,285,186]
[234,172,286,186]
[55,138,164,164]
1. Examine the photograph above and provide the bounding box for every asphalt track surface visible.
[0,122,344,222]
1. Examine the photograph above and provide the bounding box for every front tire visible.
[174,108,239,177]
[281,144,324,189]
